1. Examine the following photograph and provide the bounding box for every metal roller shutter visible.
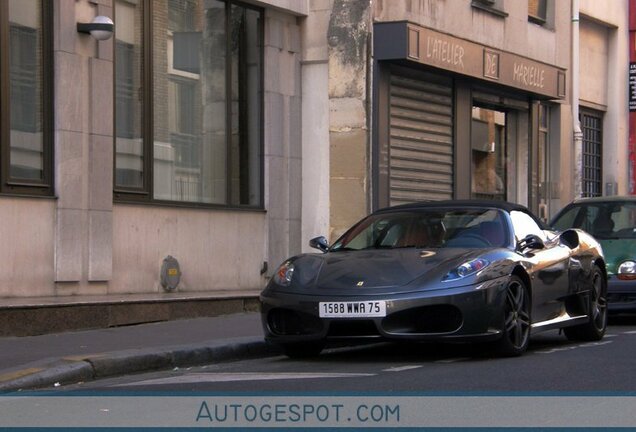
[389,72,453,205]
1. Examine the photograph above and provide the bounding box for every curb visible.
[0,337,279,392]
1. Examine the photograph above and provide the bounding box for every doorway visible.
[470,106,507,201]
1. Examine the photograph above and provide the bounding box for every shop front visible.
[372,22,566,220]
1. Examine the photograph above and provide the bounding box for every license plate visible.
[319,301,386,318]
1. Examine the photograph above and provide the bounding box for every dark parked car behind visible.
[262,200,607,358]
[551,196,636,313]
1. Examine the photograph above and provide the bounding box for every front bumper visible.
[260,276,508,344]
[607,276,636,312]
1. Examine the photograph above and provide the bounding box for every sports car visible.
[260,200,608,357]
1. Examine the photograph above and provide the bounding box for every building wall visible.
[300,0,332,251]
[0,0,309,300]
[0,199,55,297]
[111,205,265,294]
[1,0,629,302]
[367,1,574,216]
[373,0,570,71]
[263,8,304,274]
[579,0,629,195]
[320,0,628,228]
[327,0,371,240]
[54,0,114,287]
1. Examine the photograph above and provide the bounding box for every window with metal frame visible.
[528,0,548,24]
[114,0,264,208]
[580,109,603,198]
[0,0,53,194]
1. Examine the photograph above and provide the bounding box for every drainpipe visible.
[572,0,583,198]
[629,0,636,194]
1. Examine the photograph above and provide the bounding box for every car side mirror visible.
[518,234,545,252]
[559,229,580,250]
[309,236,330,253]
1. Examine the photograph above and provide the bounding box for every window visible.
[580,110,603,198]
[471,0,508,18]
[0,0,52,194]
[528,0,547,24]
[114,0,264,208]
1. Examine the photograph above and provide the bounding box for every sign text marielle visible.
[406,23,565,99]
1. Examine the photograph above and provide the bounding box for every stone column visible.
[327,0,371,240]
[54,0,113,288]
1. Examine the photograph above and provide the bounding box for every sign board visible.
[376,22,566,99]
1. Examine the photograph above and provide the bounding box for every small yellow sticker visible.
[168,268,178,276]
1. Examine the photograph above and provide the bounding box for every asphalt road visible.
[59,316,636,393]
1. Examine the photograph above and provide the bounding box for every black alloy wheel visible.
[495,275,531,356]
[564,265,607,341]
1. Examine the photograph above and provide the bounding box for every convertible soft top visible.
[375,199,531,214]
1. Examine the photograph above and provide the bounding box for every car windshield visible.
[551,201,636,239]
[330,208,509,251]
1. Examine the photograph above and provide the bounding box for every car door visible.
[510,210,572,324]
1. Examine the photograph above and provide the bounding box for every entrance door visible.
[470,106,507,201]
[469,93,530,208]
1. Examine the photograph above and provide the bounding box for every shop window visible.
[580,109,603,198]
[114,0,264,208]
[471,106,507,201]
[0,0,53,194]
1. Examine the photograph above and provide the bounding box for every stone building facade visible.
[324,0,629,240]
[0,0,629,333]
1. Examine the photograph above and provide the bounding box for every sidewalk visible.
[0,312,279,392]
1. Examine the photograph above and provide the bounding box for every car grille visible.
[382,305,462,334]
[267,308,323,336]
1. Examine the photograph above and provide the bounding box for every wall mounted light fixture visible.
[77,16,114,41]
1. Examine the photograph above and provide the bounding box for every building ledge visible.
[0,290,262,337]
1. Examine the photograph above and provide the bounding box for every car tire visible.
[494,275,531,357]
[564,265,607,342]
[281,341,325,358]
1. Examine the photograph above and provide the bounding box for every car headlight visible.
[274,261,295,286]
[443,258,490,282]
[617,260,636,280]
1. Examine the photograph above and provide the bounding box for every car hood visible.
[283,248,482,295]
[598,238,636,275]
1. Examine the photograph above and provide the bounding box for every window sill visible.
[528,15,547,26]
[471,2,509,18]
[0,191,57,200]
[114,194,266,213]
